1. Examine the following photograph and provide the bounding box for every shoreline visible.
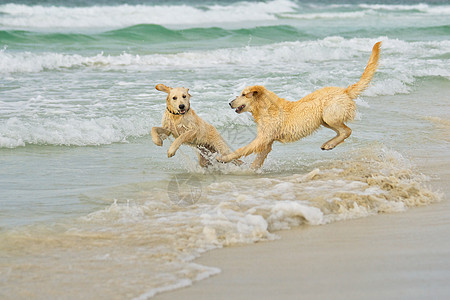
[154,172,449,300]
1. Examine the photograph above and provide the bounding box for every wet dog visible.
[152,84,240,167]
[218,42,382,169]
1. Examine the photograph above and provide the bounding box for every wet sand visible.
[155,166,450,300]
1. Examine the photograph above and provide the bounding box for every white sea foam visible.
[78,146,439,246]
[133,262,221,300]
[0,0,297,31]
[279,11,368,20]
[1,37,448,83]
[308,3,450,14]
[268,202,324,230]
[1,2,449,31]
[277,3,450,20]
[2,37,448,148]
[84,147,439,286]
[359,3,450,14]
[0,115,151,148]
[0,145,441,298]
[2,38,449,76]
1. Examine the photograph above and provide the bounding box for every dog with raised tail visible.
[152,84,241,167]
[217,42,382,169]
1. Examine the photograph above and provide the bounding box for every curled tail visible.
[345,41,382,99]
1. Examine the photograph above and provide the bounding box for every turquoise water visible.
[0,0,449,299]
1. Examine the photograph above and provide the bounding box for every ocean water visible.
[0,0,449,298]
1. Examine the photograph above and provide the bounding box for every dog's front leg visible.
[152,127,171,146]
[218,135,268,163]
[167,130,196,158]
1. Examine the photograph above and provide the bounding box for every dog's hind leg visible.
[321,122,352,151]
[197,150,211,167]
[251,142,273,169]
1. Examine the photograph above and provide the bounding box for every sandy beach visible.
[155,164,449,300]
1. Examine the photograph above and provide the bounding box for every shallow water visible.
[1,0,449,299]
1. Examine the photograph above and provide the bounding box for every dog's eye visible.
[242,93,245,96]
[182,95,186,98]
[173,96,177,100]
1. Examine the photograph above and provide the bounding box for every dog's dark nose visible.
[179,104,185,109]
[229,102,232,107]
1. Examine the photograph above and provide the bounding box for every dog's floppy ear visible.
[246,85,264,98]
[155,84,171,93]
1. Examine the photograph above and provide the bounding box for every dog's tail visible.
[345,41,382,99]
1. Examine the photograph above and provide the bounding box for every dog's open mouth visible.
[235,104,245,113]
[178,107,189,115]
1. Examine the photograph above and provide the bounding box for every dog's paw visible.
[321,143,335,151]
[152,136,163,147]
[217,154,232,163]
[167,147,177,158]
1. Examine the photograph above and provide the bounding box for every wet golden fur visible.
[218,42,382,169]
[152,84,238,167]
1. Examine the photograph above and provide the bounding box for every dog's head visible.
[229,85,266,114]
[156,84,191,115]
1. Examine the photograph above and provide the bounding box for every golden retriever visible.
[217,41,382,169]
[152,84,240,167]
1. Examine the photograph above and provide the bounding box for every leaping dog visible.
[152,84,241,167]
[218,42,382,169]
